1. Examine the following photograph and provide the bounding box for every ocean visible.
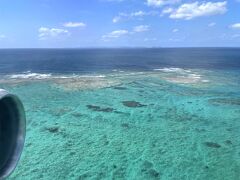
[1,48,240,179]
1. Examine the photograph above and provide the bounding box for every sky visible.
[0,0,240,48]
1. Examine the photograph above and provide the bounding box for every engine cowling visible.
[0,89,26,179]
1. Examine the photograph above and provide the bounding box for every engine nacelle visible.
[0,89,26,179]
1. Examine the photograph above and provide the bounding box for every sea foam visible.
[153,67,209,84]
[8,73,52,80]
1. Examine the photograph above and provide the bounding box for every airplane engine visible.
[0,89,25,179]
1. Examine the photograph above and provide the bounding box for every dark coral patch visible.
[142,160,153,169]
[148,169,160,178]
[113,86,127,90]
[225,140,232,145]
[204,142,221,148]
[87,105,114,112]
[45,126,59,133]
[121,123,130,128]
[69,151,76,156]
[122,101,146,108]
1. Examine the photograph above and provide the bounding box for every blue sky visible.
[0,0,240,48]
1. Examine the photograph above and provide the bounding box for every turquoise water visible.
[1,68,240,179]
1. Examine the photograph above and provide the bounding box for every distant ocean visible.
[1,48,240,74]
[1,48,240,179]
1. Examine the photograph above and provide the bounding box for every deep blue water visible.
[0,48,240,74]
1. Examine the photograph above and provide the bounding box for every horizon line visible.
[0,46,240,49]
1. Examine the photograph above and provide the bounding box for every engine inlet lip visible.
[0,89,26,179]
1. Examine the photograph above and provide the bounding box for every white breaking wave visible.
[112,69,125,73]
[153,67,209,84]
[154,67,192,73]
[188,73,201,79]
[1,69,210,86]
[4,72,106,80]
[7,73,52,79]
[80,75,106,78]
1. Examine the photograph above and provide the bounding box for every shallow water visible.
[1,68,240,180]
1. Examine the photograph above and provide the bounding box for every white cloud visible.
[113,16,122,23]
[63,22,86,28]
[133,25,150,32]
[165,1,227,20]
[102,30,129,40]
[147,0,180,7]
[144,38,157,41]
[208,22,216,27]
[161,7,174,15]
[38,27,70,40]
[230,23,240,29]
[102,26,150,41]
[113,10,158,23]
[131,11,146,16]
[172,28,179,33]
